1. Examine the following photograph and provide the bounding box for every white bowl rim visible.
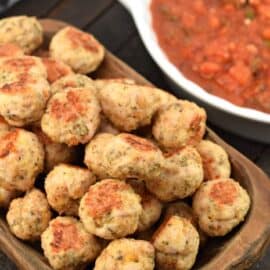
[118,0,270,124]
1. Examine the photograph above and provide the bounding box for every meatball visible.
[50,26,104,74]
[7,189,51,240]
[152,215,199,270]
[51,73,96,95]
[45,164,96,216]
[197,140,231,180]
[0,56,50,126]
[42,57,73,84]
[79,179,142,239]
[128,179,162,232]
[0,43,24,57]
[0,128,44,191]
[145,146,204,201]
[94,238,155,270]
[41,87,101,146]
[193,178,251,236]
[32,127,77,172]
[153,100,207,150]
[41,216,101,270]
[164,202,208,246]
[98,82,160,131]
[0,16,43,53]
[84,133,163,180]
[0,186,18,208]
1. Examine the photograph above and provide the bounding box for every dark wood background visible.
[0,0,269,269]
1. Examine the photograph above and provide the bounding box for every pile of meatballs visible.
[0,16,251,270]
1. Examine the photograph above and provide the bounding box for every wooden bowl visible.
[0,19,270,270]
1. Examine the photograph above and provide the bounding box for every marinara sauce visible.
[151,0,270,113]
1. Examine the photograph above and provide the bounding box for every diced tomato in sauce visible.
[151,0,270,113]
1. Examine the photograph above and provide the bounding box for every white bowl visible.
[118,0,270,143]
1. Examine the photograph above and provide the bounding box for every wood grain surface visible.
[0,18,269,270]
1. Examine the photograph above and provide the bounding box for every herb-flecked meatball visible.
[193,178,250,236]
[153,100,206,150]
[98,82,160,131]
[0,128,44,191]
[7,189,51,240]
[79,179,142,239]
[164,202,208,247]
[84,133,163,180]
[152,215,199,270]
[0,16,43,53]
[128,179,163,232]
[94,238,155,270]
[41,216,101,270]
[51,73,96,95]
[42,57,73,84]
[50,26,104,74]
[32,127,77,172]
[45,164,96,216]
[0,56,50,126]
[145,146,204,201]
[41,87,101,146]
[197,140,231,180]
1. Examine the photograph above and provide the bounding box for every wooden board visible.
[0,19,270,270]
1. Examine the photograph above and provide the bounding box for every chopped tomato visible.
[151,0,270,113]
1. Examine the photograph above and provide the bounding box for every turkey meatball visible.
[0,56,50,126]
[41,87,101,146]
[84,133,163,180]
[153,100,206,150]
[152,215,199,270]
[50,26,104,74]
[41,216,101,270]
[0,128,44,191]
[0,16,43,53]
[79,179,142,239]
[197,140,231,180]
[193,178,250,236]
[7,189,51,240]
[94,238,155,270]
[164,202,207,246]
[145,146,204,201]
[98,82,160,131]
